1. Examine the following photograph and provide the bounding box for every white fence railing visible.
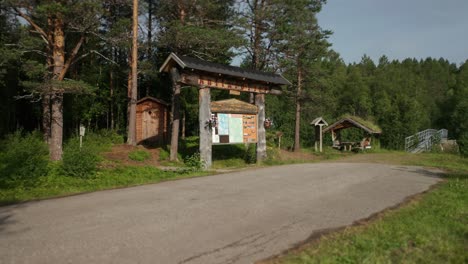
[405,129,448,153]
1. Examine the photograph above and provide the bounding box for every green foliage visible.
[78,130,123,152]
[0,131,49,187]
[0,165,211,204]
[62,142,99,178]
[244,143,257,164]
[457,132,468,158]
[128,150,151,162]
[159,148,169,161]
[184,152,203,171]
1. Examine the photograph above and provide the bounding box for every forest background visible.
[1,0,467,160]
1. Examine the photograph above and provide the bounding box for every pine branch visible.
[13,7,50,45]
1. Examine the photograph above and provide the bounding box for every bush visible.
[0,131,49,187]
[128,150,151,162]
[62,142,99,178]
[184,152,203,170]
[159,148,169,160]
[244,143,257,164]
[458,132,468,158]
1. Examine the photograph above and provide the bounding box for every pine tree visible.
[6,0,103,160]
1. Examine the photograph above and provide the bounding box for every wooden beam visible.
[255,93,267,161]
[180,73,280,94]
[199,86,212,169]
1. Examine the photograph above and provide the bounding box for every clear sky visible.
[317,0,468,65]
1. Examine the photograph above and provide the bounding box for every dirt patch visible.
[102,144,162,167]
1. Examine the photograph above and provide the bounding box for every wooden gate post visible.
[170,67,181,161]
[199,86,212,169]
[255,93,267,161]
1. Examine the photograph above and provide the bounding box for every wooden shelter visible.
[159,53,290,168]
[323,116,382,151]
[136,97,169,144]
[310,117,328,152]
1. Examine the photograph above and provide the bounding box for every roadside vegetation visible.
[265,153,468,264]
[0,131,211,205]
[1,130,467,263]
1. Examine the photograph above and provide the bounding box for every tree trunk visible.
[294,67,302,152]
[127,0,139,146]
[110,69,114,130]
[49,15,65,161]
[50,93,63,161]
[42,95,51,144]
[181,111,186,140]
[170,67,181,161]
[146,0,153,97]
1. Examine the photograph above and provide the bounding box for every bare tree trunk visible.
[110,69,114,130]
[42,95,51,143]
[127,0,138,146]
[294,67,302,152]
[146,0,153,97]
[181,111,186,140]
[49,15,65,161]
[170,67,181,161]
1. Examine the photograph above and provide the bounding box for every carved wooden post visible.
[256,93,266,161]
[199,86,212,169]
[170,67,181,161]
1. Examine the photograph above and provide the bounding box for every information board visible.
[212,113,257,144]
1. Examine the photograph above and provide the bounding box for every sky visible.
[317,0,468,65]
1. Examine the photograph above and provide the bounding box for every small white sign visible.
[79,125,86,136]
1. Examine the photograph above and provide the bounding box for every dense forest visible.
[1,0,467,159]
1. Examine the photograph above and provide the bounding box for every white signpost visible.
[79,125,86,149]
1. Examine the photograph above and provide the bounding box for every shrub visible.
[184,152,203,170]
[62,142,99,178]
[159,148,169,160]
[128,150,151,162]
[0,131,49,187]
[244,143,257,164]
[458,132,468,158]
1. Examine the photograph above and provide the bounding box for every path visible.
[0,163,442,264]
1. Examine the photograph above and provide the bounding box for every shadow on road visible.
[392,166,444,179]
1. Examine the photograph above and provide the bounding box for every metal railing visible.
[405,129,448,153]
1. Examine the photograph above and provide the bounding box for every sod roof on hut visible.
[211,99,258,115]
[323,115,382,134]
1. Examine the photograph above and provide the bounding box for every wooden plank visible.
[199,87,212,169]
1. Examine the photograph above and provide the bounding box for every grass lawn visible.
[0,165,212,205]
[265,152,468,264]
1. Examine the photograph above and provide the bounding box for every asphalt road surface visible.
[0,163,442,264]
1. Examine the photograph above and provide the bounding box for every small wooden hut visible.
[136,97,169,144]
[323,116,382,151]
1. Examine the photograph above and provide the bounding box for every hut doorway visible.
[142,109,159,140]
